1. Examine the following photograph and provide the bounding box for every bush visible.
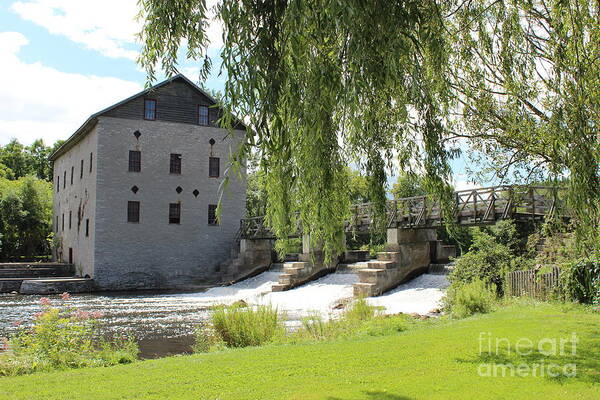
[0,295,138,376]
[449,221,526,294]
[203,304,285,349]
[559,258,600,305]
[443,279,497,319]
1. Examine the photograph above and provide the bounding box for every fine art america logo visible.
[477,332,578,378]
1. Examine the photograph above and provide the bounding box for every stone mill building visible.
[50,75,246,290]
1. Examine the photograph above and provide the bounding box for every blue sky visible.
[0,0,475,189]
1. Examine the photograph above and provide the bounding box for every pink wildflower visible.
[74,310,90,320]
[12,320,22,327]
[60,292,71,300]
[33,312,44,319]
[90,311,104,319]
[40,297,51,306]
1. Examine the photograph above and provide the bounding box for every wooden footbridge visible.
[239,185,567,240]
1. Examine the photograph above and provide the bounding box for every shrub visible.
[443,279,497,319]
[449,221,525,294]
[559,258,600,305]
[0,295,138,376]
[206,304,285,348]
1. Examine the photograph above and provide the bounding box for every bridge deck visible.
[240,185,567,239]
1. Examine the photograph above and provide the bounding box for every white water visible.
[366,273,449,315]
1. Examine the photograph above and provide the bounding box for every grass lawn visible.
[1,302,598,399]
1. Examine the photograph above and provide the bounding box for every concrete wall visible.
[52,125,98,278]
[92,116,246,290]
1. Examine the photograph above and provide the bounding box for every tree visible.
[0,176,53,260]
[448,0,599,253]
[391,173,427,200]
[0,139,32,179]
[138,0,455,258]
[27,139,52,181]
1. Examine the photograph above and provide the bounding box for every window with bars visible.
[144,99,156,120]
[127,201,140,223]
[209,157,220,178]
[129,150,141,172]
[208,204,218,225]
[169,203,181,224]
[170,154,182,174]
[198,105,209,125]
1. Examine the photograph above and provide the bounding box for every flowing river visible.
[0,270,448,359]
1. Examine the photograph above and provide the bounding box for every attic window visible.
[144,99,156,120]
[198,105,209,125]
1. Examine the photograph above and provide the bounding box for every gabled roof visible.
[50,74,240,161]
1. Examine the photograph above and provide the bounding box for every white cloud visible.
[0,31,141,145]
[11,0,224,60]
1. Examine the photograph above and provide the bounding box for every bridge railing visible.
[241,185,568,239]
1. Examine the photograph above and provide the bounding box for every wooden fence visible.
[507,267,561,299]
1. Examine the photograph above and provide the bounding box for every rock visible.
[430,308,441,314]
[419,315,430,320]
[231,299,248,308]
[333,303,345,310]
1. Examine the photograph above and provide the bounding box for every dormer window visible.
[198,105,209,125]
[144,99,156,120]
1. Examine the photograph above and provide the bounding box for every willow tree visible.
[138,0,455,258]
[447,0,599,253]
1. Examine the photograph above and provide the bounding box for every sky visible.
[0,0,476,190]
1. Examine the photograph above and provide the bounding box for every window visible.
[144,99,156,120]
[198,105,209,125]
[62,213,65,231]
[57,176,60,193]
[208,204,218,225]
[129,150,141,172]
[80,160,84,179]
[127,201,140,223]
[70,166,74,185]
[56,215,58,232]
[170,153,182,174]
[209,157,220,178]
[69,211,72,229]
[63,171,66,188]
[85,219,89,237]
[89,152,93,173]
[169,203,181,224]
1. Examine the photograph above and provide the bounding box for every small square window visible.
[209,157,220,178]
[170,153,182,174]
[144,99,156,120]
[198,105,209,125]
[127,201,140,223]
[129,150,141,172]
[208,204,218,225]
[169,203,181,224]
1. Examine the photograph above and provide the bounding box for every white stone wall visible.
[93,116,246,290]
[52,125,98,278]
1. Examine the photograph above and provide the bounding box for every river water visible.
[0,270,448,359]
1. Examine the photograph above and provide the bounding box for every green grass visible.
[1,302,598,399]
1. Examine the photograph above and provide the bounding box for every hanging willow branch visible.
[137,0,457,259]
